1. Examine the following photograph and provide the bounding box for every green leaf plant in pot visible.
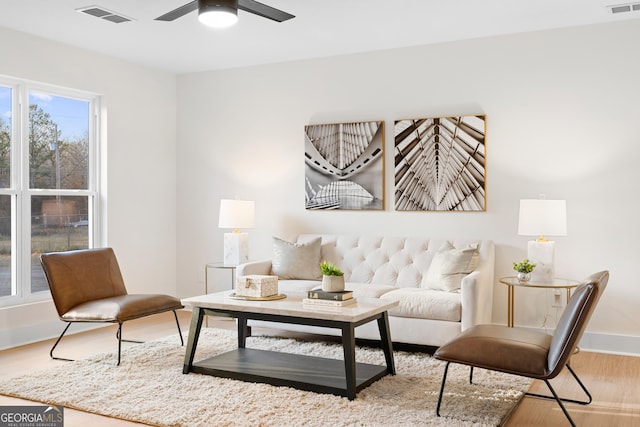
[513,258,536,283]
[320,261,345,292]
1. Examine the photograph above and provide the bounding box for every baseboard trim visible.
[578,331,640,356]
[522,327,639,356]
[0,321,108,350]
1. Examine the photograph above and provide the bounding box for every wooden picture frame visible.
[394,115,486,211]
[305,121,384,210]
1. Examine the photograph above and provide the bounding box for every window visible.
[0,78,100,306]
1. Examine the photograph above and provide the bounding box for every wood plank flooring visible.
[1,310,638,426]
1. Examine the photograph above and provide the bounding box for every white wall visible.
[1,19,637,354]
[177,20,640,354]
[0,28,177,348]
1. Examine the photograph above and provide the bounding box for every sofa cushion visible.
[297,235,433,288]
[271,237,322,280]
[423,241,479,291]
[343,282,397,299]
[380,288,461,322]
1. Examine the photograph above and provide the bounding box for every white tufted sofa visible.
[236,234,495,347]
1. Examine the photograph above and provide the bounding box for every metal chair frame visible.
[49,310,184,366]
[436,362,591,427]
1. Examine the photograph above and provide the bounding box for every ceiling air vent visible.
[76,6,134,23]
[608,2,640,14]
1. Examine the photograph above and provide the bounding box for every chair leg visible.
[117,322,122,366]
[114,311,183,366]
[52,313,182,367]
[564,363,593,405]
[523,363,592,427]
[543,379,577,427]
[115,325,143,344]
[50,323,74,362]
[173,310,184,346]
[53,322,124,365]
[436,362,450,417]
[526,363,592,405]
[469,366,474,384]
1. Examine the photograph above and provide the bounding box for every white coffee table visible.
[181,290,398,400]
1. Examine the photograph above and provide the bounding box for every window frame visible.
[0,76,101,307]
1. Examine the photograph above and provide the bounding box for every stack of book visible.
[302,289,355,307]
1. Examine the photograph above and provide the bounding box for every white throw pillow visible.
[271,237,322,280]
[423,241,480,291]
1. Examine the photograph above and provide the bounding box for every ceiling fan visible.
[155,0,295,27]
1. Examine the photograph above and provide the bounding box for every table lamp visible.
[218,199,255,266]
[517,198,567,283]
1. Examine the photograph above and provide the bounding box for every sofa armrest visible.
[460,240,495,330]
[236,259,273,276]
[460,271,493,330]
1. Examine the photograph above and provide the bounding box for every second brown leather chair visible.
[434,270,609,427]
[41,247,184,365]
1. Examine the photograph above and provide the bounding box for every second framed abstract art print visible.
[394,115,486,211]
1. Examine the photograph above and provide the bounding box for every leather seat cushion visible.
[60,294,183,322]
[380,288,461,321]
[434,324,553,378]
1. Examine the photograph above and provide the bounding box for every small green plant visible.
[320,261,343,276]
[513,258,536,274]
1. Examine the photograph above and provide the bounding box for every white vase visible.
[321,275,345,292]
[517,272,531,283]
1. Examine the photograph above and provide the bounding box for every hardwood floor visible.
[504,349,640,426]
[1,310,638,426]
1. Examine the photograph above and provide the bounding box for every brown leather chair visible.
[434,270,609,427]
[41,247,184,365]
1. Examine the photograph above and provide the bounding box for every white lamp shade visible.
[218,199,255,229]
[518,199,567,237]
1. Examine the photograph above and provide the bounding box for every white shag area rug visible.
[0,328,531,426]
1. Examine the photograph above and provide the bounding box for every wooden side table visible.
[500,277,580,327]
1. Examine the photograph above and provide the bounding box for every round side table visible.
[500,277,580,327]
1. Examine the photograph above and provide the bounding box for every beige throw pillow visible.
[423,241,480,291]
[271,237,322,280]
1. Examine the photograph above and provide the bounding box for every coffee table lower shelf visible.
[190,348,389,398]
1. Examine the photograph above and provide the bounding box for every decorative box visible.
[236,275,279,297]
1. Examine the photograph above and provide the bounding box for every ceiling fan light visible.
[198,0,238,28]
[198,10,238,28]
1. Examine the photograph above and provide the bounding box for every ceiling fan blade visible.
[155,0,294,23]
[238,0,295,22]
[155,1,198,21]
